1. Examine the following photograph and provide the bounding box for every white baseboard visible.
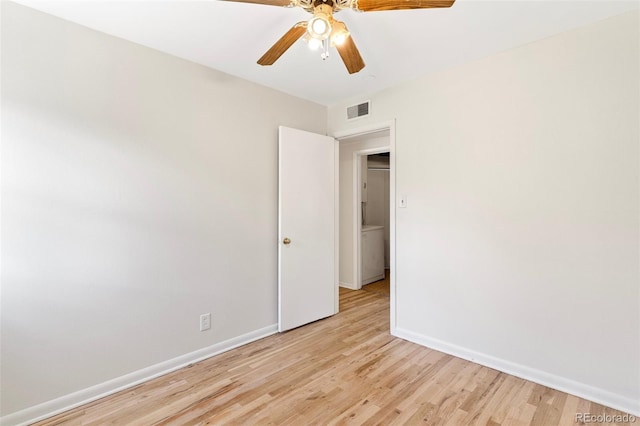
[339,281,358,290]
[393,327,640,417]
[1,324,278,426]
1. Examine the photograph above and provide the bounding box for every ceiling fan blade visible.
[335,33,365,74]
[258,22,307,66]
[221,0,292,7]
[355,0,454,12]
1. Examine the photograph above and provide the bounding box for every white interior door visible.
[278,126,337,332]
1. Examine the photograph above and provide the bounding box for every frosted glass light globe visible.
[307,16,331,39]
[308,38,322,50]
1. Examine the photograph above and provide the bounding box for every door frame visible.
[333,120,397,333]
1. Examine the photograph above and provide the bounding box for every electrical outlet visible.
[199,313,211,331]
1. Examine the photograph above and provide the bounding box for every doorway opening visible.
[334,121,396,332]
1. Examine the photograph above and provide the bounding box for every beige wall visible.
[330,11,639,415]
[1,2,326,419]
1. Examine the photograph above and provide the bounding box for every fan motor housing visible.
[314,0,334,7]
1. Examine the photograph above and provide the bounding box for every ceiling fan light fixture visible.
[307,4,333,40]
[308,15,332,39]
[307,37,322,50]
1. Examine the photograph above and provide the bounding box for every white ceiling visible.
[12,0,639,106]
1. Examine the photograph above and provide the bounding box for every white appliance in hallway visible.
[361,225,385,285]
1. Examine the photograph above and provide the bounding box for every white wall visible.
[338,135,389,289]
[1,2,326,420]
[329,11,640,415]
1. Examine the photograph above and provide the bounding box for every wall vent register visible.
[347,101,370,120]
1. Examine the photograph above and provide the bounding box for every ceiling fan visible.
[223,0,455,74]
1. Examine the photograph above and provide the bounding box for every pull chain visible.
[321,38,329,60]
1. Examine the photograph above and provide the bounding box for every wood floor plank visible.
[34,281,634,426]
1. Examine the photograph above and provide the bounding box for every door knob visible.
[283,237,291,245]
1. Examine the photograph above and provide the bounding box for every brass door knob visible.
[283,237,291,245]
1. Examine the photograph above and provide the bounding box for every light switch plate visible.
[399,196,407,208]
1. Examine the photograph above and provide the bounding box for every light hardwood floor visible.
[361,269,390,297]
[36,282,633,425]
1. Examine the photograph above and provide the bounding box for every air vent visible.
[347,101,370,120]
